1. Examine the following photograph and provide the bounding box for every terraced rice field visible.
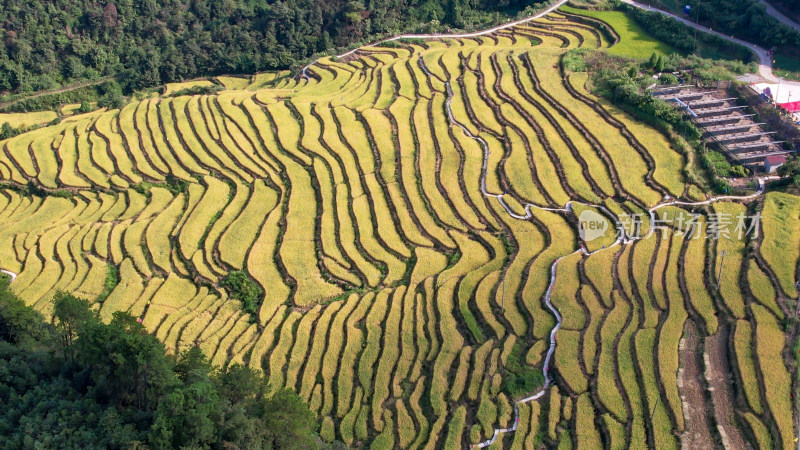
[0,6,798,449]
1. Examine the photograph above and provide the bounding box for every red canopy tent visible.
[777,101,800,112]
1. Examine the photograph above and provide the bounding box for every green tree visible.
[260,389,318,448]
[150,381,220,448]
[76,310,178,410]
[648,52,659,69]
[654,54,665,73]
[0,281,323,447]
[318,31,333,53]
[52,292,97,361]
[0,122,17,139]
[777,154,800,186]
[445,0,464,27]
[77,101,93,113]
[0,0,541,97]
[0,275,46,344]
[174,346,213,383]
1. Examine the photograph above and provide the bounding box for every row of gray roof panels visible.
[652,85,795,167]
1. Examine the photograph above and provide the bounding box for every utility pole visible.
[717,250,726,288]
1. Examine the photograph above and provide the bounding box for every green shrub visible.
[96,264,120,303]
[730,164,749,178]
[0,122,20,140]
[377,40,403,48]
[219,270,264,315]
[502,341,544,398]
[562,48,590,73]
[167,84,223,97]
[658,73,678,85]
[133,174,189,196]
[77,101,93,113]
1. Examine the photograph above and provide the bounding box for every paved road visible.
[622,0,800,86]
[336,0,570,59]
[759,0,800,32]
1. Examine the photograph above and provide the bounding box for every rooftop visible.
[765,154,787,165]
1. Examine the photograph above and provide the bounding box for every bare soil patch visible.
[678,320,715,449]
[704,328,746,450]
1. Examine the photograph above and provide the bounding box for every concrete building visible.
[764,154,787,173]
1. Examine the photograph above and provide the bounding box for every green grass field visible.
[561,5,674,58]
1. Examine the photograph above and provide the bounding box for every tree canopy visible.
[645,0,800,57]
[777,154,800,186]
[0,0,543,95]
[0,275,323,448]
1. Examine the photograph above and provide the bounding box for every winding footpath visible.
[0,0,783,447]
[1,270,17,282]
[301,0,570,79]
[420,50,770,449]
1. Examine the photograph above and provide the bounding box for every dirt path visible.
[705,328,746,450]
[678,320,716,450]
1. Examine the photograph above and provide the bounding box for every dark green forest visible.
[0,0,542,95]
[646,0,800,70]
[0,275,324,448]
[681,0,800,50]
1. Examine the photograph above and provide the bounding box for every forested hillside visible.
[681,0,800,49]
[0,275,320,448]
[0,0,539,95]
[645,0,800,73]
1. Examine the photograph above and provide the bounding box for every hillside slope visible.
[0,8,797,448]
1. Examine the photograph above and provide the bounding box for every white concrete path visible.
[301,1,785,445]
[1,269,17,282]
[422,48,769,448]
[301,0,570,79]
